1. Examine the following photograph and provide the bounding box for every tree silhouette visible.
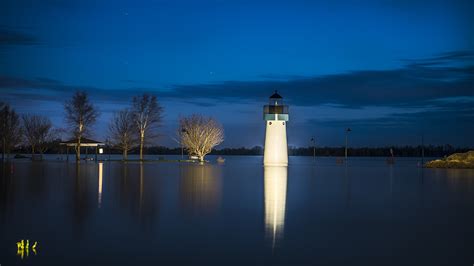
[22,114,54,155]
[132,94,163,160]
[0,103,22,160]
[109,109,136,160]
[64,91,99,161]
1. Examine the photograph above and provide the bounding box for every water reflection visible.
[138,162,144,217]
[2,158,474,265]
[117,162,160,228]
[98,162,103,208]
[264,166,288,248]
[446,168,474,195]
[71,163,96,229]
[179,164,222,215]
[0,162,15,224]
[389,164,394,197]
[344,165,351,208]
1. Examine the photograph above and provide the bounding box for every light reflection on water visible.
[98,162,103,208]
[179,163,222,215]
[1,156,474,265]
[264,166,287,248]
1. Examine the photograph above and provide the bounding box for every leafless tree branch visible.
[108,109,136,160]
[22,114,54,154]
[64,91,99,161]
[179,114,224,162]
[132,94,163,160]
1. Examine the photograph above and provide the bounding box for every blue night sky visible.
[1,0,473,148]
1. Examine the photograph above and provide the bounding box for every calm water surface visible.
[1,156,474,265]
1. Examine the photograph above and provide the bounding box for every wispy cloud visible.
[1,51,473,146]
[162,52,474,109]
[0,26,39,46]
[312,99,474,130]
[1,51,473,109]
[402,50,474,67]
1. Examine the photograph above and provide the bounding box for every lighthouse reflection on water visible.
[264,166,288,248]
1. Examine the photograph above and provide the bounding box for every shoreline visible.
[425,151,474,169]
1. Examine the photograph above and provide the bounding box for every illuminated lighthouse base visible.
[263,119,288,166]
[263,91,289,166]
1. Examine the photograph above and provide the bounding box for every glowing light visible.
[16,240,38,259]
[98,162,103,208]
[99,148,103,154]
[264,166,288,248]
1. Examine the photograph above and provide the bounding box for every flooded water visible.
[1,156,474,265]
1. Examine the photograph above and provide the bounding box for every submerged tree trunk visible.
[2,137,5,161]
[123,149,128,161]
[139,133,144,161]
[75,137,81,162]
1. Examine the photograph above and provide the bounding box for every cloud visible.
[402,50,474,67]
[155,51,474,108]
[0,27,39,46]
[169,67,471,107]
[312,99,474,128]
[1,51,473,146]
[0,76,143,104]
[1,51,473,109]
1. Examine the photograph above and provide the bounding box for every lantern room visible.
[263,91,289,121]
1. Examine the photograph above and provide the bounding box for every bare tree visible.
[108,109,135,160]
[52,127,67,141]
[132,94,163,160]
[179,114,224,162]
[22,114,54,155]
[64,91,99,161]
[0,104,22,160]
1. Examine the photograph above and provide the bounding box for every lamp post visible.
[310,137,315,161]
[345,128,352,161]
[181,128,187,160]
[105,138,111,161]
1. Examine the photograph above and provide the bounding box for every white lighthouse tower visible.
[263,91,289,166]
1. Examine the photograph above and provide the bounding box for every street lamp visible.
[345,128,352,161]
[180,128,187,160]
[105,138,111,161]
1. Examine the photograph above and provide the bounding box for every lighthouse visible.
[263,91,289,166]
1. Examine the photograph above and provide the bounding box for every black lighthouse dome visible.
[270,90,282,99]
[269,90,283,106]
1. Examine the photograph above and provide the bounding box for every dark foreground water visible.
[1,156,474,266]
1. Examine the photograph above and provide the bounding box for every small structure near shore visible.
[60,138,105,161]
[425,151,474,169]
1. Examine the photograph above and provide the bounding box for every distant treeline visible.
[11,141,472,157]
[287,146,471,157]
[214,145,471,157]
